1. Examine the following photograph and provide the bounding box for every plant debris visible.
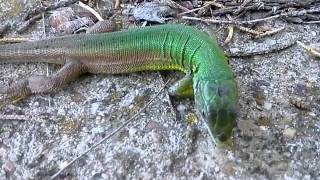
[132,2,176,23]
[297,41,320,58]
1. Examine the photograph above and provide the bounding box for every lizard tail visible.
[0,40,64,64]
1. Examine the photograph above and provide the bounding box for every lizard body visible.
[0,24,238,143]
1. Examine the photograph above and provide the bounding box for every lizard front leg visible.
[168,72,194,98]
[0,59,86,106]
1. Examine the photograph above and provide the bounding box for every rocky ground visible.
[0,0,319,179]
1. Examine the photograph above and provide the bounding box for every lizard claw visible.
[8,94,27,104]
[0,93,26,108]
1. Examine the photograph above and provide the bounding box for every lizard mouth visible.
[201,107,236,143]
[194,78,238,144]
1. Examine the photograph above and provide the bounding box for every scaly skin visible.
[0,24,238,143]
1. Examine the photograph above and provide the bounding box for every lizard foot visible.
[0,96,23,109]
[0,80,32,108]
[0,61,86,109]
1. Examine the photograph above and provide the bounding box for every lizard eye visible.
[217,85,230,97]
[218,133,227,142]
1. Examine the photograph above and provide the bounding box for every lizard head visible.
[193,78,238,144]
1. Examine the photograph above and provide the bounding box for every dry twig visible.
[224,14,234,45]
[0,115,28,121]
[303,21,320,24]
[254,26,285,38]
[0,38,31,44]
[114,0,121,9]
[236,25,262,35]
[224,25,234,44]
[227,37,298,57]
[182,14,281,25]
[289,97,311,111]
[297,41,320,58]
[17,14,42,34]
[234,0,253,15]
[78,1,104,21]
[236,26,285,38]
[165,0,194,15]
[178,1,224,16]
[23,0,80,20]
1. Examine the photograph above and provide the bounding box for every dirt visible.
[0,0,319,179]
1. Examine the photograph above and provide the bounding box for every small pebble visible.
[177,104,187,114]
[129,128,138,136]
[90,102,100,114]
[214,166,220,173]
[59,161,69,169]
[259,126,268,131]
[96,115,102,121]
[57,108,66,116]
[229,47,240,54]
[283,128,296,138]
[48,7,74,28]
[268,39,277,45]
[264,102,272,110]
[2,160,16,174]
[0,169,6,179]
[150,131,161,143]
[33,101,39,108]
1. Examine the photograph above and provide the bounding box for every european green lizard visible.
[0,24,238,143]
